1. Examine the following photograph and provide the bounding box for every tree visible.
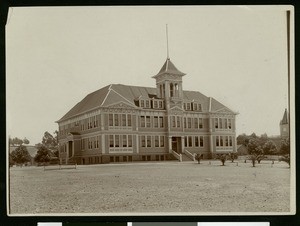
[279,138,290,155]
[279,138,290,167]
[217,154,227,166]
[236,133,249,146]
[248,138,265,164]
[42,131,58,150]
[195,153,203,164]
[23,137,30,145]
[229,152,238,162]
[34,146,52,165]
[262,140,277,155]
[9,137,30,146]
[10,145,31,166]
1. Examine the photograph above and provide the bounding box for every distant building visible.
[56,57,237,164]
[280,108,289,139]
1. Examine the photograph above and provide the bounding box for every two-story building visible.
[56,57,237,164]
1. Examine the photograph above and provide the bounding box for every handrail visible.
[172,150,182,162]
[184,149,196,161]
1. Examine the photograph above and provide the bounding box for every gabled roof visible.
[280,108,289,125]
[57,84,233,122]
[153,58,186,78]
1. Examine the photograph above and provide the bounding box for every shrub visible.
[217,154,227,166]
[195,153,203,164]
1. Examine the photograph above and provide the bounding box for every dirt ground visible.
[9,160,291,215]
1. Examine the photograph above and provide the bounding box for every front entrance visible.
[68,141,73,158]
[172,137,182,153]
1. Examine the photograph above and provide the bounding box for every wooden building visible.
[56,58,237,164]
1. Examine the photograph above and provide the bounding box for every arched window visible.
[174,83,178,97]
[170,83,174,97]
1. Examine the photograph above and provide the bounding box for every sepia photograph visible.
[6,6,295,216]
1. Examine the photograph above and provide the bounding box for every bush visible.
[217,154,227,166]
[279,154,290,167]
[195,153,203,164]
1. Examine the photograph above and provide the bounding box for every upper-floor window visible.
[109,113,132,127]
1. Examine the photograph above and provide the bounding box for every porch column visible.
[168,136,172,153]
[181,136,185,153]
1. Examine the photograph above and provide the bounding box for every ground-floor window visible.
[216,136,233,147]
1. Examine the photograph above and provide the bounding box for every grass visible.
[9,160,291,215]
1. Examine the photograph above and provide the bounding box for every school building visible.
[56,57,237,164]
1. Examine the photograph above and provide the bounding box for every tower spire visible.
[166,24,169,60]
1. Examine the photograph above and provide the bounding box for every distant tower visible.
[280,108,289,138]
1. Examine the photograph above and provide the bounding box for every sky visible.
[6,6,293,145]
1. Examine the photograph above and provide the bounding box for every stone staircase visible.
[181,153,194,161]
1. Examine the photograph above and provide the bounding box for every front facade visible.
[57,58,237,164]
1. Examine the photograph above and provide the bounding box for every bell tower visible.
[152,58,185,110]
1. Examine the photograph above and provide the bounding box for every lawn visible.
[9,160,291,215]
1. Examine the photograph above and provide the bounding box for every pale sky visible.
[6,6,293,145]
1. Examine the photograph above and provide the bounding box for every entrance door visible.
[68,141,73,158]
[172,137,182,153]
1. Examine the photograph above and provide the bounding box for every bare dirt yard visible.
[9,160,291,215]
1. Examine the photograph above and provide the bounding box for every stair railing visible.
[172,150,182,162]
[183,149,196,161]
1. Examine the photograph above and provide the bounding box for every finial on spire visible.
[166,24,169,60]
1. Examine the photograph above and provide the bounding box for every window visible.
[193,103,197,111]
[155,136,159,147]
[96,136,99,148]
[153,100,158,109]
[159,101,163,109]
[154,116,158,127]
[109,114,113,126]
[187,118,192,128]
[114,114,119,126]
[216,136,219,146]
[225,118,228,129]
[128,135,132,147]
[141,136,146,147]
[195,136,199,147]
[108,136,114,148]
[184,118,187,128]
[145,100,150,108]
[159,116,164,128]
[140,100,145,108]
[122,114,126,126]
[160,136,164,147]
[200,136,204,147]
[184,136,188,147]
[184,103,186,110]
[225,136,229,146]
[194,118,198,129]
[177,116,181,128]
[115,135,120,147]
[127,115,132,126]
[198,104,202,111]
[170,83,174,97]
[219,118,222,129]
[229,136,233,146]
[141,116,145,127]
[187,103,191,110]
[215,118,218,129]
[123,135,127,147]
[228,119,232,129]
[147,136,152,147]
[220,136,224,146]
[188,136,192,147]
[199,118,203,129]
[146,116,151,127]
[172,116,176,127]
